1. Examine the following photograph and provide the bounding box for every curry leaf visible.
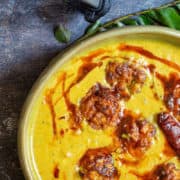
[122,18,138,25]
[114,21,125,27]
[146,10,162,23]
[176,3,180,10]
[137,14,155,25]
[79,20,102,41]
[156,8,180,29]
[85,20,102,36]
[54,25,71,43]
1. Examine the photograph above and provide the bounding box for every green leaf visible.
[106,21,124,29]
[146,10,161,22]
[142,7,180,29]
[137,14,155,25]
[176,3,180,10]
[54,25,71,43]
[122,18,138,25]
[156,7,180,29]
[115,21,125,27]
[85,20,101,36]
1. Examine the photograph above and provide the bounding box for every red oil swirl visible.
[119,44,180,72]
[45,73,66,136]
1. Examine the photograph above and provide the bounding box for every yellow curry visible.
[32,38,180,180]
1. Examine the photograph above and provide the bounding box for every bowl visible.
[18,26,180,179]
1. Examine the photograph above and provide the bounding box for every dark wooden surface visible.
[0,0,172,179]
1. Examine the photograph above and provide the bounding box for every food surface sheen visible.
[33,39,180,180]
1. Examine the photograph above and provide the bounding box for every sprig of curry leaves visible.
[54,1,180,43]
[79,0,180,41]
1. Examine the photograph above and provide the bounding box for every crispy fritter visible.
[106,61,147,99]
[116,111,156,156]
[79,148,119,180]
[80,83,121,129]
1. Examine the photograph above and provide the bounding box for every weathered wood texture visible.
[0,0,172,179]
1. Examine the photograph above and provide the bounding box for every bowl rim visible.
[18,26,180,180]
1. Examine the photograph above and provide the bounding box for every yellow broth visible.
[32,38,180,180]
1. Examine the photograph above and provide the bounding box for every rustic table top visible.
[0,0,172,179]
